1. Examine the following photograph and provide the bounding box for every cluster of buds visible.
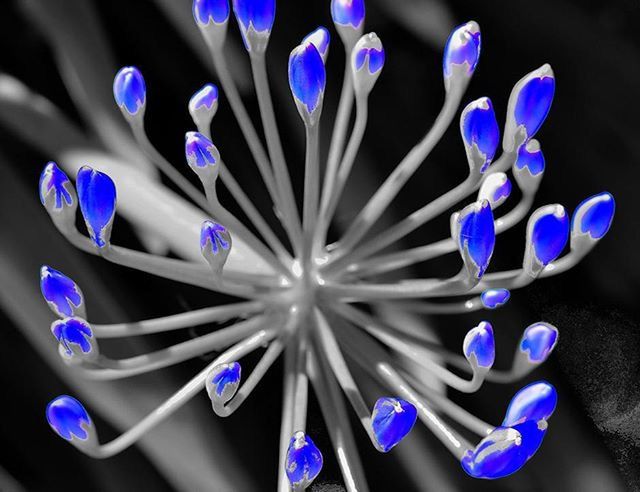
[38,0,615,488]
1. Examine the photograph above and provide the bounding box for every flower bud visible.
[113,66,146,120]
[303,27,330,64]
[193,0,230,51]
[461,427,528,479]
[206,362,241,406]
[480,288,510,310]
[46,395,97,449]
[502,380,557,427]
[39,162,77,231]
[523,204,569,276]
[513,139,545,194]
[371,397,417,452]
[288,42,326,127]
[463,321,495,369]
[40,266,85,319]
[51,317,99,362]
[185,131,220,184]
[478,173,511,209]
[452,200,495,278]
[189,83,219,129]
[232,0,275,54]
[331,0,365,47]
[200,220,232,274]
[443,21,481,93]
[571,192,615,241]
[76,166,117,249]
[518,322,558,364]
[286,431,323,489]
[460,97,499,174]
[351,32,385,97]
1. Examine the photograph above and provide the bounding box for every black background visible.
[0,0,639,490]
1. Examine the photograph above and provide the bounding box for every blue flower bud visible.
[113,66,146,117]
[480,288,510,310]
[504,64,555,152]
[515,139,545,176]
[232,0,275,53]
[51,317,98,361]
[460,97,499,173]
[502,380,557,427]
[572,192,615,240]
[463,321,495,368]
[351,32,385,97]
[206,362,241,405]
[511,419,547,461]
[46,395,94,442]
[478,173,511,209]
[288,42,326,126]
[39,162,76,211]
[286,431,323,489]
[461,427,527,479]
[331,0,365,29]
[519,322,558,363]
[303,27,331,64]
[454,200,495,278]
[443,21,481,90]
[189,84,219,128]
[193,0,230,25]
[185,132,220,183]
[40,266,85,319]
[371,397,417,452]
[525,205,569,272]
[76,166,117,249]
[200,220,232,273]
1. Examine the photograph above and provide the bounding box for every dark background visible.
[0,0,639,490]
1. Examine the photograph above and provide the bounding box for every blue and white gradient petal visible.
[371,397,418,452]
[351,32,385,97]
[113,66,146,117]
[481,288,510,310]
[206,362,241,405]
[303,27,331,64]
[519,322,558,364]
[331,0,365,30]
[286,431,323,489]
[460,97,499,173]
[478,173,511,209]
[454,200,496,278]
[193,0,230,25]
[572,192,615,240]
[185,131,220,183]
[525,204,569,273]
[443,21,481,91]
[76,166,117,249]
[232,0,275,53]
[289,42,326,126]
[189,83,219,127]
[461,427,528,479]
[200,220,232,273]
[502,381,557,427]
[46,395,94,442]
[40,266,85,318]
[463,321,495,368]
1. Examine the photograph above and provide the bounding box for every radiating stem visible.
[92,300,264,338]
[250,54,303,256]
[303,123,321,261]
[277,342,296,492]
[376,298,485,315]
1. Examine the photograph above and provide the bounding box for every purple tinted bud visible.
[502,380,557,427]
[480,288,510,309]
[303,27,331,64]
[39,162,75,211]
[529,205,569,267]
[515,139,545,176]
[193,0,230,25]
[352,33,385,96]
[51,317,98,361]
[461,427,527,480]
[185,131,219,169]
[206,362,241,405]
[200,220,231,273]
[46,395,93,442]
[443,22,481,84]
[113,67,146,117]
[371,397,417,452]
[76,166,117,248]
[331,0,365,29]
[289,42,326,125]
[520,322,558,363]
[460,97,500,172]
[572,192,615,240]
[232,0,275,53]
[463,321,495,368]
[455,200,496,278]
[286,431,323,489]
[40,266,84,319]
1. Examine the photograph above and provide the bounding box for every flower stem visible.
[302,123,321,261]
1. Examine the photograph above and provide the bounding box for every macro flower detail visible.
[32,1,617,489]
[112,66,146,117]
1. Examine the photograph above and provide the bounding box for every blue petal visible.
[443,22,481,77]
[461,427,528,479]
[481,289,510,309]
[286,432,323,488]
[288,43,326,114]
[493,178,512,203]
[39,162,74,209]
[515,143,545,175]
[520,322,558,363]
[459,201,495,276]
[514,74,555,139]
[511,419,546,461]
[355,47,385,73]
[40,266,83,317]
[190,84,219,111]
[46,395,91,441]
[51,318,94,356]
[211,362,241,396]
[113,67,146,115]
[502,380,557,427]
[193,0,230,24]
[331,0,365,28]
[76,167,117,248]
[185,132,218,168]
[464,321,495,368]
[371,397,418,452]
[531,207,569,265]
[302,27,331,61]
[200,220,230,255]
[462,98,500,169]
[573,192,615,240]
[232,0,275,33]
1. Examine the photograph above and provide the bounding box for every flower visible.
[28,0,615,489]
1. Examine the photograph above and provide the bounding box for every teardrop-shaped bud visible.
[113,66,146,119]
[286,431,323,489]
[480,288,510,309]
[572,192,615,241]
[351,32,385,97]
[40,266,85,319]
[461,427,527,479]
[51,317,99,362]
[513,139,545,194]
[189,83,219,129]
[463,321,495,369]
[478,173,511,209]
[303,27,331,64]
[206,362,241,405]
[519,322,558,364]
[39,162,77,231]
[443,21,481,92]
[200,220,232,274]
[232,0,275,53]
[331,0,365,47]
[371,397,417,452]
[523,204,569,275]
[193,0,230,50]
[502,380,557,427]
[452,200,495,278]
[46,395,97,446]
[76,166,117,249]
[185,131,220,185]
[460,97,499,173]
[288,42,326,127]
[503,64,555,152]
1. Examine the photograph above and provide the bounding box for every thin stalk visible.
[328,87,466,265]
[376,298,484,315]
[92,300,264,338]
[74,327,277,458]
[277,342,296,492]
[303,123,321,261]
[250,54,303,255]
[315,94,368,254]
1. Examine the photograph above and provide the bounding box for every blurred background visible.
[0,0,639,490]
